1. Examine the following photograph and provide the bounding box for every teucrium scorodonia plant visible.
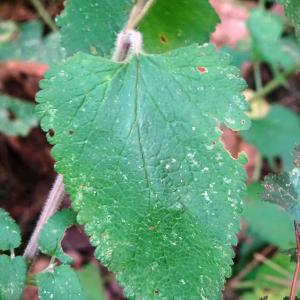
[36,0,251,298]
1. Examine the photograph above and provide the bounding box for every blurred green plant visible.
[0,94,39,137]
[0,207,102,300]
[0,20,65,64]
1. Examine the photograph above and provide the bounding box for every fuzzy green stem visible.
[113,0,154,62]
[259,0,266,9]
[30,0,58,32]
[253,61,263,92]
[250,65,300,102]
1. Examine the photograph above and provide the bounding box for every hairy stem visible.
[113,30,143,62]
[113,0,154,62]
[30,0,58,32]
[125,0,155,31]
[23,175,65,260]
[290,221,300,300]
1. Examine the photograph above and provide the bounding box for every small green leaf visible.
[243,183,294,249]
[0,94,39,137]
[57,0,219,56]
[241,105,300,169]
[57,0,133,57]
[0,255,27,300]
[37,44,250,299]
[0,208,21,251]
[38,209,77,264]
[138,0,219,53]
[77,264,105,300]
[263,164,300,222]
[283,0,300,40]
[37,265,85,300]
[247,9,298,70]
[0,21,65,64]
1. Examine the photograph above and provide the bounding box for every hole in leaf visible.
[69,130,74,135]
[154,290,160,296]
[7,108,16,121]
[159,35,168,44]
[48,129,55,137]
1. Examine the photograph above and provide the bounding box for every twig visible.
[250,65,300,102]
[290,221,300,300]
[30,0,58,32]
[254,253,291,277]
[23,175,65,260]
[265,275,300,291]
[226,245,276,289]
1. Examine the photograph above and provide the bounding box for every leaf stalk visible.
[30,0,58,32]
[23,175,65,260]
[250,65,300,102]
[113,0,154,62]
[290,221,300,300]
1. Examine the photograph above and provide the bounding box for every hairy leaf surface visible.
[57,0,133,57]
[284,0,300,40]
[37,44,250,299]
[0,255,26,300]
[0,94,39,137]
[264,169,300,222]
[38,209,77,264]
[263,147,300,221]
[57,0,219,56]
[0,208,21,250]
[37,265,85,300]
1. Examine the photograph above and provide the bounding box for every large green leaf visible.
[241,105,300,169]
[284,0,300,40]
[57,0,219,56]
[57,0,133,57]
[243,183,294,249]
[38,209,77,264]
[0,21,65,64]
[0,208,21,251]
[37,265,85,300]
[37,44,250,299]
[138,0,219,53]
[0,94,39,137]
[247,9,298,70]
[0,255,27,300]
